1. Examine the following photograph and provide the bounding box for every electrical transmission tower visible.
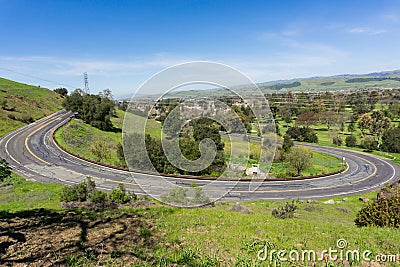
[83,72,89,93]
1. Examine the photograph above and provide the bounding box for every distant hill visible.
[161,69,400,98]
[0,77,63,136]
[257,69,400,93]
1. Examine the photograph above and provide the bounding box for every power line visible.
[0,67,79,89]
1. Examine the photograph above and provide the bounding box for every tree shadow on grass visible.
[0,208,164,266]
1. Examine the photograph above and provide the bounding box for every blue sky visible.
[1,0,400,97]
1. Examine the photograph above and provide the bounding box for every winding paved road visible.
[1,110,399,202]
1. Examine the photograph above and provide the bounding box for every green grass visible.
[54,110,162,166]
[150,192,400,266]
[0,174,64,212]
[0,77,63,136]
[1,167,399,266]
[270,151,342,177]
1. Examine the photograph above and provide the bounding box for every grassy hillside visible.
[0,77,63,136]
[1,174,399,266]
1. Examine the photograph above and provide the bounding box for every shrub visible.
[90,190,108,203]
[332,135,342,146]
[60,177,96,202]
[0,159,12,182]
[355,184,400,228]
[109,183,131,204]
[272,202,298,219]
[360,136,378,151]
[345,135,357,147]
[7,114,16,120]
[19,115,34,123]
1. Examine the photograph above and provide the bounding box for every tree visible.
[286,126,318,143]
[285,146,313,176]
[381,127,400,153]
[0,159,11,182]
[54,88,68,96]
[332,135,342,146]
[369,110,391,144]
[295,111,318,127]
[192,118,224,151]
[340,122,345,133]
[358,113,372,135]
[282,134,293,152]
[348,122,356,133]
[279,108,292,125]
[319,111,342,131]
[63,89,115,131]
[90,139,111,163]
[360,136,378,151]
[345,135,357,147]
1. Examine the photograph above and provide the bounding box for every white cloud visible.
[0,54,196,77]
[347,27,387,35]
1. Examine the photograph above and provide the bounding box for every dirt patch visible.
[0,209,160,266]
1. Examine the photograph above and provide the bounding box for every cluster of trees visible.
[53,87,68,96]
[123,118,226,177]
[285,126,318,143]
[63,89,115,131]
[269,89,400,154]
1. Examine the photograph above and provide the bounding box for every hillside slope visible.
[0,77,63,136]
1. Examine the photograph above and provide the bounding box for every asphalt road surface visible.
[1,110,399,202]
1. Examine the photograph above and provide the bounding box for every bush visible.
[355,184,400,228]
[109,183,131,204]
[286,126,318,143]
[345,135,357,147]
[90,190,108,203]
[0,159,12,182]
[332,135,342,146]
[19,115,34,123]
[272,202,298,219]
[60,177,96,202]
[360,136,378,151]
[7,114,16,120]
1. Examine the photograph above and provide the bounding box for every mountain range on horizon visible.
[121,68,400,99]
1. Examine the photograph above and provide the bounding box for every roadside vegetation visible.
[1,167,399,266]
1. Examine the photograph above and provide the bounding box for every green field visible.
[0,77,63,136]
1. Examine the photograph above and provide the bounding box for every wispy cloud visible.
[346,27,387,35]
[0,54,196,77]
